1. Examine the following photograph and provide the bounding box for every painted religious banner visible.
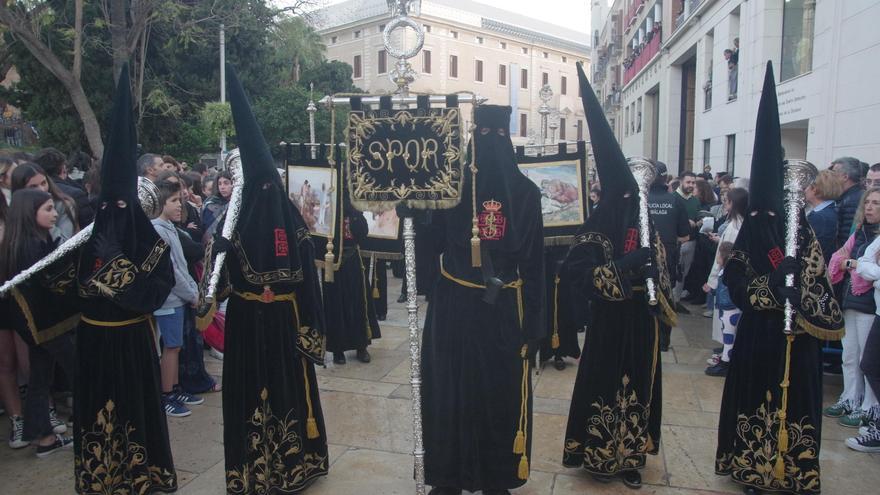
[516,142,589,244]
[345,95,465,211]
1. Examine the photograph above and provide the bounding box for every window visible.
[500,41,507,49]
[424,25,432,33]
[726,134,736,173]
[378,50,387,74]
[450,30,458,39]
[476,36,484,44]
[520,68,528,89]
[520,114,528,137]
[543,51,549,59]
[561,76,567,95]
[379,24,386,32]
[576,120,583,141]
[781,0,815,81]
[562,56,567,63]
[522,47,528,55]
[624,106,630,137]
[475,59,484,82]
[542,72,549,86]
[499,64,507,85]
[331,36,338,44]
[353,55,362,78]
[354,30,361,39]
[449,55,458,78]
[423,50,432,74]
[703,139,711,168]
[559,118,567,140]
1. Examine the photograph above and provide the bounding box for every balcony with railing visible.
[625,0,647,31]
[673,0,706,32]
[622,28,661,86]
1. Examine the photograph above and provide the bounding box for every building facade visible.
[593,0,880,177]
[314,0,591,145]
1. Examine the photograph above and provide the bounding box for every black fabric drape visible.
[539,246,583,362]
[323,212,381,353]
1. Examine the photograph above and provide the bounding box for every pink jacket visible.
[830,233,873,295]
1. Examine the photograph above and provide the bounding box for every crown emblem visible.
[482,199,502,212]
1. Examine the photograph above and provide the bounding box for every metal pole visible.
[403,216,425,495]
[220,23,227,162]
[307,83,317,159]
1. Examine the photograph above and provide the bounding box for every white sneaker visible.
[8,415,27,449]
[210,348,224,361]
[702,310,713,318]
[706,354,721,366]
[48,408,67,434]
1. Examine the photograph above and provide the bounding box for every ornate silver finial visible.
[383,0,425,95]
[627,156,658,305]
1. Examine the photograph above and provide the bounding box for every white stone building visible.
[314,0,591,144]
[593,0,880,177]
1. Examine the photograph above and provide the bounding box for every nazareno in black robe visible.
[422,105,546,492]
[202,64,329,494]
[323,211,381,353]
[560,218,676,475]
[562,63,676,476]
[714,214,843,494]
[73,66,178,495]
[538,245,584,364]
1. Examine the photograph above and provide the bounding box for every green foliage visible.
[200,101,234,142]
[1,0,359,162]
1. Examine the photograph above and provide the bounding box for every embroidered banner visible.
[346,96,465,211]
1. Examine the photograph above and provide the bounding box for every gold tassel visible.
[774,334,795,481]
[302,358,320,439]
[372,286,380,299]
[551,333,560,350]
[773,453,785,480]
[306,417,320,440]
[324,251,335,283]
[517,454,529,480]
[513,430,525,454]
[471,224,481,267]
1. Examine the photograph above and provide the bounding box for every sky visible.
[282,0,591,34]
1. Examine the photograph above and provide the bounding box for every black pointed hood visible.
[99,63,138,202]
[225,63,307,287]
[227,63,282,189]
[576,62,638,202]
[574,62,639,257]
[748,61,784,214]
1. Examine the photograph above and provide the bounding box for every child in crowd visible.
[705,242,739,377]
[151,180,203,417]
[0,189,77,456]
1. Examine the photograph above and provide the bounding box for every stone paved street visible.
[2,276,880,494]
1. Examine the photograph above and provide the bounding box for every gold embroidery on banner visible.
[564,375,651,474]
[76,400,176,494]
[573,231,614,260]
[140,239,167,273]
[721,391,820,493]
[747,274,780,311]
[798,235,844,337]
[347,108,464,207]
[226,388,328,494]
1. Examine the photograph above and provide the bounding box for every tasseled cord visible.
[469,124,481,268]
[774,334,795,480]
[371,256,380,298]
[512,284,530,480]
[302,357,320,439]
[551,276,561,349]
[324,239,336,283]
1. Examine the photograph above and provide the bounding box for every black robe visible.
[422,201,545,492]
[562,228,676,475]
[368,258,388,319]
[715,216,843,494]
[323,213,381,353]
[204,224,330,494]
[74,236,178,494]
[539,246,583,363]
